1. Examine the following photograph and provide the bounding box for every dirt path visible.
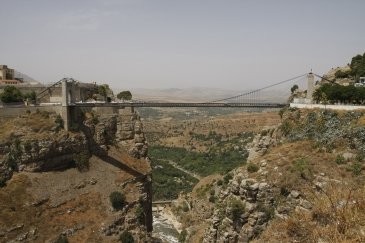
[163,159,202,180]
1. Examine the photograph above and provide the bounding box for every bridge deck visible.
[73,102,286,108]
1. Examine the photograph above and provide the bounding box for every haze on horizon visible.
[0,0,364,92]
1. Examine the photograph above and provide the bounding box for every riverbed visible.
[153,207,181,243]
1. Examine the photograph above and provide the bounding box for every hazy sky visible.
[0,0,364,91]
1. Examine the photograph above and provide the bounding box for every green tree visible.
[312,88,322,104]
[350,53,365,81]
[335,70,351,79]
[23,91,36,101]
[291,84,299,94]
[97,85,107,97]
[316,83,365,105]
[0,86,23,103]
[117,91,132,101]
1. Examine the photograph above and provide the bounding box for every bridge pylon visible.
[307,72,315,103]
[61,80,71,131]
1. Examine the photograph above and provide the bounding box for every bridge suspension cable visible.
[36,77,78,101]
[313,73,339,85]
[206,73,309,103]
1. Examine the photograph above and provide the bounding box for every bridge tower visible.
[307,72,314,103]
[61,80,71,131]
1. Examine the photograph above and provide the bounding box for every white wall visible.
[290,103,365,111]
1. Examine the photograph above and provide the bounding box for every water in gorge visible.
[153,212,180,243]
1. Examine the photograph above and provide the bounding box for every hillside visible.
[322,52,365,82]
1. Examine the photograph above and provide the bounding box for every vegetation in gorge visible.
[150,145,248,177]
[151,158,198,200]
[145,109,278,201]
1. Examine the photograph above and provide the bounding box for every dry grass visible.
[250,140,359,193]
[356,116,365,126]
[257,184,365,243]
[0,174,33,228]
[0,112,56,143]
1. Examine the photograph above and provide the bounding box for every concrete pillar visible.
[61,80,70,131]
[307,72,314,103]
[61,80,68,106]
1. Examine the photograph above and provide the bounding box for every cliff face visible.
[0,108,153,242]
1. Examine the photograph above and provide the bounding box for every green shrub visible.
[217,180,223,186]
[6,137,22,171]
[55,115,64,130]
[55,235,68,243]
[229,198,245,222]
[209,195,216,203]
[335,70,350,79]
[247,163,259,173]
[119,230,134,243]
[257,203,275,220]
[110,191,126,210]
[335,155,345,165]
[280,187,290,197]
[351,162,362,176]
[178,229,188,243]
[223,173,233,184]
[74,151,90,172]
[356,153,364,162]
[291,157,311,179]
[278,108,286,119]
[281,120,292,136]
[135,204,145,224]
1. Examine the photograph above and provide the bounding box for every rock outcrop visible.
[202,169,275,243]
[83,108,148,158]
[246,127,282,162]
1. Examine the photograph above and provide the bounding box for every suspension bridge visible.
[21,72,317,130]
[47,72,313,109]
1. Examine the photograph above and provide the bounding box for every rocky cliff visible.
[171,108,365,243]
[0,108,154,242]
